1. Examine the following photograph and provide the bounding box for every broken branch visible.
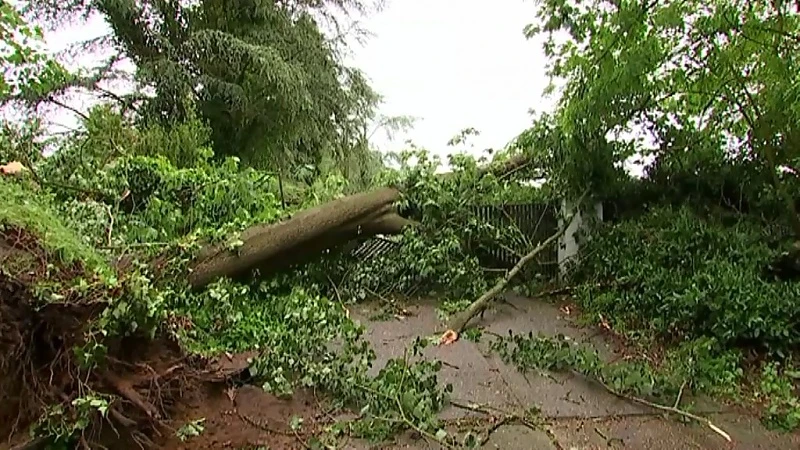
[442,190,588,338]
[599,380,731,443]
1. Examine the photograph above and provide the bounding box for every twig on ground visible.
[447,400,542,444]
[439,360,460,370]
[104,203,115,247]
[597,380,731,442]
[674,380,687,408]
[237,411,295,436]
[325,273,349,317]
[477,416,508,446]
[594,427,624,447]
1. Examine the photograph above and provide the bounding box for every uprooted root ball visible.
[0,226,201,448]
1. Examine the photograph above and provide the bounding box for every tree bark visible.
[187,154,542,289]
[477,152,537,179]
[188,187,415,288]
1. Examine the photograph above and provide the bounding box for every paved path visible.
[345,295,800,449]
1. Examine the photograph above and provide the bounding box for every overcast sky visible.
[38,0,553,161]
[340,0,554,157]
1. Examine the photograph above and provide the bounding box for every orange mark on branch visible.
[439,329,458,346]
[0,161,25,175]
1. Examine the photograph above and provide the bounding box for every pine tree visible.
[26,0,382,175]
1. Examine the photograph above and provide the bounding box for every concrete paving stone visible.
[470,296,649,419]
[548,416,707,449]
[547,413,800,450]
[349,301,439,377]
[480,349,649,419]
[689,413,800,450]
[424,340,520,420]
[478,294,616,359]
[349,297,788,450]
[474,296,727,417]
[481,424,558,450]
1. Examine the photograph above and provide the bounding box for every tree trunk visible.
[187,155,541,289]
[188,187,415,289]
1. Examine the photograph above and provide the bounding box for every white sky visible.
[340,0,554,158]
[36,0,554,162]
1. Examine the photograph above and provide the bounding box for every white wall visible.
[557,198,603,280]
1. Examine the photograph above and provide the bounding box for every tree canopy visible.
[22,0,383,179]
[514,0,800,217]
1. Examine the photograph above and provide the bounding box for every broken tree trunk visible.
[477,152,538,179]
[443,191,587,340]
[187,153,540,290]
[188,187,415,289]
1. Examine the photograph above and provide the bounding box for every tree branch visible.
[442,190,589,339]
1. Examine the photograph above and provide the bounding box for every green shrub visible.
[574,205,800,350]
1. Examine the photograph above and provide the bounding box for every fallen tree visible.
[1,149,561,445]
[188,187,414,288]
[186,151,540,289]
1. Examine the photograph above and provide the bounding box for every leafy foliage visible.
[573,205,800,350]
[0,2,69,103]
[0,176,108,272]
[758,361,800,431]
[519,0,800,219]
[493,332,742,403]
[560,203,800,429]
[26,0,384,182]
[321,148,557,317]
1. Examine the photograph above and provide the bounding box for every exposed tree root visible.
[109,408,137,428]
[103,373,161,420]
[0,226,237,449]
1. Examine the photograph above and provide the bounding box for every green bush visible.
[574,205,800,350]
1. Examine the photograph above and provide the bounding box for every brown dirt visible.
[0,226,113,444]
[0,225,340,450]
[156,383,328,450]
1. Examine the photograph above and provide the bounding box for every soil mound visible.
[1,225,332,449]
[157,383,326,449]
[0,225,195,448]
